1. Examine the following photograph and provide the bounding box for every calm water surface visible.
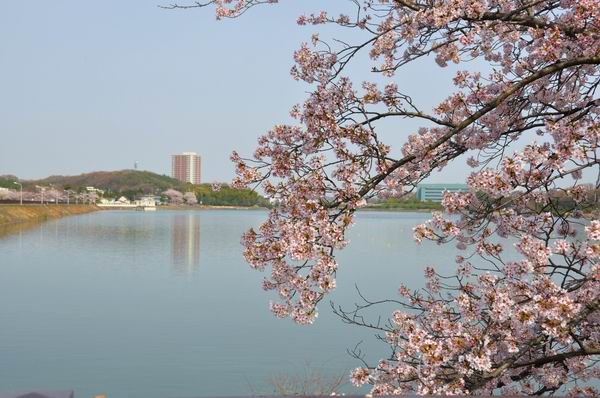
[0,210,461,398]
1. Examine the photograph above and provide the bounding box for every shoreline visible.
[157,205,440,212]
[0,203,440,232]
[156,205,268,211]
[361,206,439,213]
[0,205,439,239]
[158,205,439,212]
[0,204,100,227]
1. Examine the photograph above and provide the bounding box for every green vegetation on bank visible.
[194,184,270,207]
[366,198,443,211]
[0,175,19,189]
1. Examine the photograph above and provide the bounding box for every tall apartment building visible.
[171,152,201,185]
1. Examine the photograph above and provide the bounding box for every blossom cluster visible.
[201,0,600,393]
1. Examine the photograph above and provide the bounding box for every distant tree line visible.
[162,184,269,207]
[1,172,269,207]
[194,184,269,207]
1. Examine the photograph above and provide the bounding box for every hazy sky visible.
[0,0,470,183]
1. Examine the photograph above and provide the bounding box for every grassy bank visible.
[0,204,99,226]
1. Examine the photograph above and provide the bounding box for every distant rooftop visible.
[416,183,469,202]
[417,183,468,188]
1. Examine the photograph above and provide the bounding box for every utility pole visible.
[48,184,58,205]
[36,186,45,204]
[13,181,22,205]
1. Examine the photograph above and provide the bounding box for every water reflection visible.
[0,210,447,398]
[171,214,200,273]
[0,221,38,239]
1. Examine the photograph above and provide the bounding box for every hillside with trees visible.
[0,175,19,189]
[1,170,270,207]
[28,170,188,195]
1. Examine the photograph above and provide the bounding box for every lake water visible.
[0,210,460,398]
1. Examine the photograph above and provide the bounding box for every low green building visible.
[416,183,468,202]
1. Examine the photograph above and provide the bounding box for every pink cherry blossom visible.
[177,0,600,393]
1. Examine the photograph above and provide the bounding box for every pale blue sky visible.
[0,0,469,183]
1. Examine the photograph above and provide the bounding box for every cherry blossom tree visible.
[86,191,99,204]
[164,189,184,205]
[183,191,198,205]
[22,190,38,203]
[45,188,64,204]
[72,191,98,204]
[169,0,600,394]
[211,182,222,192]
[0,189,18,201]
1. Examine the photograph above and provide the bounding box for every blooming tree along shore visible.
[169,0,600,395]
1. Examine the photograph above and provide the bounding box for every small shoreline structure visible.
[97,195,158,211]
